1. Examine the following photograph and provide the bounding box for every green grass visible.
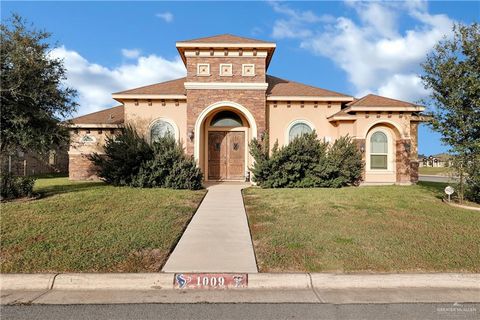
[419,166,451,175]
[243,182,480,273]
[1,177,206,273]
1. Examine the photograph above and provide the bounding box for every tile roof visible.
[347,94,417,107]
[69,105,124,125]
[113,77,187,95]
[266,75,351,97]
[178,34,274,44]
[113,75,352,98]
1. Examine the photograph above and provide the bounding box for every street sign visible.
[445,186,454,202]
[174,273,248,289]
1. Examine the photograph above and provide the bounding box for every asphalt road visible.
[418,175,457,183]
[2,303,479,320]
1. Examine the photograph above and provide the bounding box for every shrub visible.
[91,126,203,190]
[90,125,153,186]
[0,173,36,200]
[250,132,363,188]
[465,154,480,203]
[132,135,203,190]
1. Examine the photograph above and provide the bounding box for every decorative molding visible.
[266,96,354,102]
[219,63,233,76]
[112,94,187,100]
[285,119,315,145]
[242,64,255,77]
[177,42,276,49]
[184,82,268,90]
[68,124,122,129]
[197,63,210,76]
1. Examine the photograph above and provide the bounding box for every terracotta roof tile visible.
[69,105,124,125]
[178,34,273,44]
[113,77,186,95]
[266,75,351,97]
[347,94,417,107]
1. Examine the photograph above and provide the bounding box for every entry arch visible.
[194,101,258,162]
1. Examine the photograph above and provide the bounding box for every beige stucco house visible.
[68,34,426,184]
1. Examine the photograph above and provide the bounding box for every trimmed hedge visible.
[90,125,203,190]
[1,173,36,200]
[250,132,363,188]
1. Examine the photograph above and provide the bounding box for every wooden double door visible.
[208,131,245,180]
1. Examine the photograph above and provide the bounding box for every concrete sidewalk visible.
[162,182,257,273]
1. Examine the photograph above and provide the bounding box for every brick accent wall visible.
[186,89,267,155]
[186,56,266,83]
[69,154,100,180]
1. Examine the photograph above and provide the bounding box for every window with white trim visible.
[151,120,175,142]
[288,122,312,142]
[370,131,388,169]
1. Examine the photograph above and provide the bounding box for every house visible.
[68,34,426,184]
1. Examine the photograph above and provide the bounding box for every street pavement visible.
[3,303,479,320]
[419,175,457,183]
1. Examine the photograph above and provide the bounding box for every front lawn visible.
[243,182,480,273]
[1,177,206,273]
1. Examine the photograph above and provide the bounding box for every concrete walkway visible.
[162,182,257,273]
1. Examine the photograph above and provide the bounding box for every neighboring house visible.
[419,153,452,167]
[68,34,427,184]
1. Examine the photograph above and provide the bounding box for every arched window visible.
[151,119,175,142]
[289,122,313,142]
[210,111,243,127]
[370,131,388,169]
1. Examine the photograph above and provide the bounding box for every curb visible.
[1,273,479,291]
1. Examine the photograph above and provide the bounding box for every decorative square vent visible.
[197,63,210,76]
[242,64,255,76]
[220,63,233,76]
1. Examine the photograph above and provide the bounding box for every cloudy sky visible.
[2,1,479,155]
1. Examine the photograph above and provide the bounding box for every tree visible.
[420,23,480,202]
[1,14,77,156]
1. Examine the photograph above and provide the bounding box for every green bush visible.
[250,132,363,188]
[91,125,203,190]
[0,173,36,200]
[465,154,480,203]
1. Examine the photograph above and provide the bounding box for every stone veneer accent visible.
[396,139,413,184]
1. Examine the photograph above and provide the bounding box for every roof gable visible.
[347,94,417,108]
[178,34,274,45]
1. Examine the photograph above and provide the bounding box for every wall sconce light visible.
[360,143,365,153]
[188,130,194,141]
[404,141,411,153]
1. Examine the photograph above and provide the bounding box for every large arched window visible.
[150,119,175,142]
[210,111,243,127]
[370,131,388,169]
[288,122,313,142]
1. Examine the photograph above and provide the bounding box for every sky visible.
[2,1,479,155]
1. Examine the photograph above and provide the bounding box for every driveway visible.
[162,182,257,273]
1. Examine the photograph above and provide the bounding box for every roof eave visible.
[267,96,354,102]
[112,94,187,102]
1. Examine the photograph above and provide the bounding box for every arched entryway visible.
[194,101,257,181]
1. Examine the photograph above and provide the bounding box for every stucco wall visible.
[124,99,188,148]
[268,101,342,147]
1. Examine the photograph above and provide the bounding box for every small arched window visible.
[289,122,313,142]
[151,120,175,142]
[210,111,243,127]
[370,131,388,169]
